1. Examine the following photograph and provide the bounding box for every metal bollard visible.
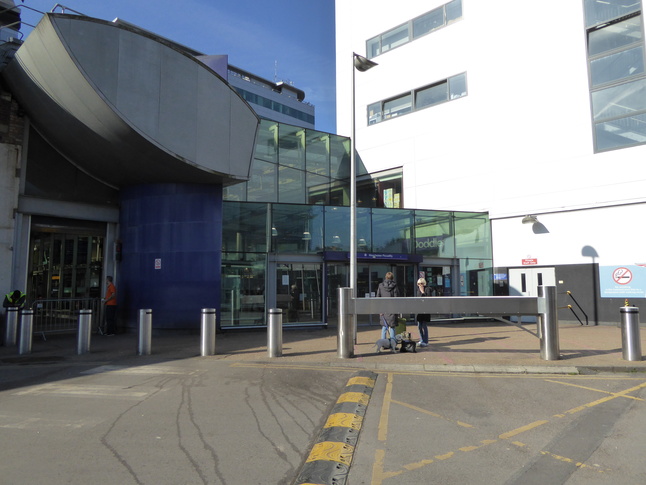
[620,306,642,361]
[4,307,19,346]
[138,309,152,356]
[538,286,560,361]
[200,308,216,356]
[77,309,92,355]
[18,309,34,355]
[337,287,354,359]
[267,308,283,357]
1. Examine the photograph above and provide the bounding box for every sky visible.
[16,0,338,134]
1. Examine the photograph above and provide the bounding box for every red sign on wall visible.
[522,258,538,265]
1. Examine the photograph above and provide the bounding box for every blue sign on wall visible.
[599,264,646,298]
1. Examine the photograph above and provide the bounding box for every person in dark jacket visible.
[376,272,399,340]
[416,278,431,347]
[3,290,26,309]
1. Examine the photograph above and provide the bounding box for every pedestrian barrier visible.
[337,285,560,361]
[31,298,101,339]
[267,308,283,357]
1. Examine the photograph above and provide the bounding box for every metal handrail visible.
[566,290,589,325]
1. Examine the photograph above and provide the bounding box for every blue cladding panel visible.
[120,184,223,329]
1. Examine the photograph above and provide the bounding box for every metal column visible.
[4,307,18,346]
[337,287,354,359]
[538,286,560,361]
[267,308,283,358]
[620,306,642,361]
[138,309,152,356]
[77,309,92,355]
[200,308,216,356]
[18,309,34,355]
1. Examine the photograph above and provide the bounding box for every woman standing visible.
[416,278,431,347]
[376,271,399,340]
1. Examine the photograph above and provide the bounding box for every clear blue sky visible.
[17,0,337,133]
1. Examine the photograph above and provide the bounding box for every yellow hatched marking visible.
[512,441,527,447]
[377,373,394,442]
[306,441,354,465]
[372,449,403,485]
[347,376,375,388]
[391,399,474,428]
[540,451,610,473]
[324,412,363,430]
[337,392,370,405]
[499,420,548,439]
[546,379,646,406]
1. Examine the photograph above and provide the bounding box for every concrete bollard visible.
[620,306,642,361]
[77,309,92,355]
[138,309,152,356]
[200,308,216,356]
[18,309,34,355]
[267,308,283,357]
[4,306,19,346]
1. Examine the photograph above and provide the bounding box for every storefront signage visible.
[600,264,646,298]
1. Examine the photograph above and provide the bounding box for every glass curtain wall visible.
[454,212,493,296]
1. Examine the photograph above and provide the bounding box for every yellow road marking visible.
[545,379,645,401]
[391,399,474,428]
[539,451,610,473]
[499,420,549,440]
[377,373,394,442]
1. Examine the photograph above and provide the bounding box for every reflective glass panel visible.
[278,165,305,203]
[306,131,330,176]
[368,101,382,125]
[454,212,492,259]
[446,0,463,24]
[221,253,266,327]
[223,181,246,201]
[585,0,641,28]
[591,46,644,86]
[413,7,444,38]
[278,124,305,169]
[255,120,278,163]
[307,173,331,205]
[416,82,447,109]
[595,113,646,150]
[381,24,409,53]
[272,204,324,253]
[247,159,277,202]
[367,36,380,59]
[449,73,468,99]
[592,77,646,120]
[222,202,268,253]
[413,210,454,257]
[371,208,414,253]
[330,136,351,180]
[383,93,412,120]
[275,262,323,324]
[588,15,642,56]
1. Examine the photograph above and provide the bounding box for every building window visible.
[366,0,462,59]
[585,0,646,152]
[368,73,467,125]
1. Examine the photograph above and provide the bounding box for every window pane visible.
[372,209,414,253]
[307,173,331,205]
[278,125,305,169]
[368,101,382,125]
[278,165,305,203]
[591,46,644,86]
[449,73,467,99]
[446,0,463,24]
[414,210,454,257]
[306,131,330,176]
[255,120,278,163]
[223,181,247,201]
[454,212,492,259]
[592,78,646,120]
[584,0,641,28]
[413,7,444,38]
[367,36,380,59]
[383,93,412,119]
[415,82,447,109]
[588,15,642,56]
[221,253,266,327]
[272,204,323,253]
[381,24,409,53]
[329,136,351,181]
[247,159,277,202]
[222,202,268,253]
[595,113,646,150]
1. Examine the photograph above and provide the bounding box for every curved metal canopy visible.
[3,13,259,187]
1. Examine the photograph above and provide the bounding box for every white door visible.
[509,267,556,297]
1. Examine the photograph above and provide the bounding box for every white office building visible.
[336,0,646,324]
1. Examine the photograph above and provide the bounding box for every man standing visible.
[376,272,399,341]
[3,289,26,309]
[103,276,117,335]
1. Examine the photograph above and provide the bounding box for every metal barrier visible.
[31,298,101,339]
[139,309,153,356]
[620,306,642,361]
[267,308,283,358]
[338,285,560,361]
[200,308,216,356]
[4,306,18,346]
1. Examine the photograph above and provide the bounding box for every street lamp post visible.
[350,52,377,333]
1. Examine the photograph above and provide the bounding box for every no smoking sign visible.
[613,267,632,285]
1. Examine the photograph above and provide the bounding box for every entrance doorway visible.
[275,262,323,324]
